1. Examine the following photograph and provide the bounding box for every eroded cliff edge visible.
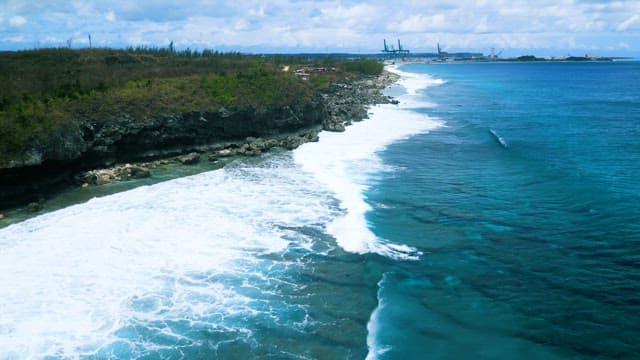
[0,71,399,210]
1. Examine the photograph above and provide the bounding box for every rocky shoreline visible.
[0,71,399,216]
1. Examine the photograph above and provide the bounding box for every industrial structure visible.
[433,43,483,61]
[436,43,448,60]
[489,47,504,59]
[382,39,410,58]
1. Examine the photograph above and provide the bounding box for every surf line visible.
[489,128,508,148]
[293,65,444,260]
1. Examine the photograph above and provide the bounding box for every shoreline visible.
[0,71,400,227]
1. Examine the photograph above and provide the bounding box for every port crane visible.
[437,42,449,60]
[490,48,504,59]
[382,39,410,58]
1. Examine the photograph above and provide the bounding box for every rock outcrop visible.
[79,164,151,186]
[322,72,399,132]
[177,153,200,165]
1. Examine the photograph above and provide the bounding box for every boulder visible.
[80,163,150,185]
[84,170,115,185]
[116,164,151,179]
[306,130,320,142]
[26,202,42,212]
[177,153,200,165]
[217,149,234,157]
[323,123,346,132]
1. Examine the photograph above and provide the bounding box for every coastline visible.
[0,64,439,358]
[3,57,638,359]
[0,71,400,227]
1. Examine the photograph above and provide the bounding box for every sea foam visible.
[0,156,336,358]
[294,64,443,259]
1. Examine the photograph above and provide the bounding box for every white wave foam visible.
[381,64,445,111]
[0,156,336,358]
[387,64,446,96]
[365,273,392,360]
[489,128,508,148]
[293,101,442,259]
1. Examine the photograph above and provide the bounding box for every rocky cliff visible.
[0,72,398,210]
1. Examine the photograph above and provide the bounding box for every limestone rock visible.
[177,153,200,165]
[217,149,234,157]
[91,171,114,185]
[323,123,346,132]
[81,163,150,185]
[116,164,151,179]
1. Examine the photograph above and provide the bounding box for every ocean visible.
[1,61,639,359]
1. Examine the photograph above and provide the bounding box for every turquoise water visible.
[0,62,638,359]
[366,62,640,359]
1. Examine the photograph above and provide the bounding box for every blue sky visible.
[1,1,638,56]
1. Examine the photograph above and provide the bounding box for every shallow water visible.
[0,157,234,229]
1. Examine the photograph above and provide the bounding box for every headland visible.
[0,48,398,221]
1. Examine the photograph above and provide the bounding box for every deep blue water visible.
[367,61,640,359]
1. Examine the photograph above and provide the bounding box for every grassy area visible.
[0,47,383,163]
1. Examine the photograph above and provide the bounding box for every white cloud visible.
[393,14,449,33]
[9,15,27,27]
[0,1,638,54]
[617,41,630,49]
[617,14,639,31]
[248,5,265,18]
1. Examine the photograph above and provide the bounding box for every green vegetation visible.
[0,47,384,162]
[344,59,384,75]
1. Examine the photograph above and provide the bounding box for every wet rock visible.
[116,164,151,179]
[248,138,266,151]
[177,152,200,165]
[264,139,279,148]
[323,123,345,132]
[306,129,320,142]
[26,202,42,212]
[217,149,234,157]
[89,171,114,185]
[280,136,305,150]
[81,164,150,185]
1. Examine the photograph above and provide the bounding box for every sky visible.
[1,0,639,57]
